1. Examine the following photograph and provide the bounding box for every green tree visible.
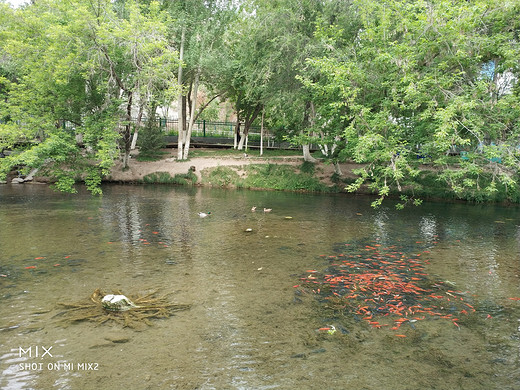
[164,0,235,160]
[0,0,179,193]
[301,0,520,206]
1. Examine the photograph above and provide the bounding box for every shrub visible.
[142,171,197,185]
[137,117,166,157]
[201,166,240,187]
[242,164,330,192]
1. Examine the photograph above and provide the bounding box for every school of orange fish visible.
[295,240,478,336]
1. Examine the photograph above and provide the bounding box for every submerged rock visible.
[101,294,138,311]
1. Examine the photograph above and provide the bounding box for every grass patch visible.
[241,164,331,192]
[136,150,169,162]
[199,163,333,192]
[299,161,316,175]
[201,166,241,187]
[142,171,197,185]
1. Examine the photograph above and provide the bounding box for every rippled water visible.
[1,184,519,389]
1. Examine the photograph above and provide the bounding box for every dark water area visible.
[0,184,519,389]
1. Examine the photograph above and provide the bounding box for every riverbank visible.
[5,147,517,205]
[105,148,360,191]
[104,148,520,205]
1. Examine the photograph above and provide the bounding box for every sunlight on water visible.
[1,184,520,389]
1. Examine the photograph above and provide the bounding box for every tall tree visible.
[301,0,520,206]
[0,0,179,193]
[164,0,234,160]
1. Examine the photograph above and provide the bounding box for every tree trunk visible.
[122,91,133,169]
[131,102,144,150]
[238,104,262,150]
[333,162,342,175]
[177,27,186,160]
[183,66,200,160]
[182,95,187,133]
[302,143,317,162]
[237,127,246,150]
[302,101,317,162]
[234,121,240,149]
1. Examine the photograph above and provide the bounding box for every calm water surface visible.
[0,184,519,389]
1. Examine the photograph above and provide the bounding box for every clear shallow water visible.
[0,184,519,389]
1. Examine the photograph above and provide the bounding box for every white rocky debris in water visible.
[101,294,138,311]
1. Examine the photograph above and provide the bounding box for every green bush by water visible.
[199,163,332,192]
[201,166,240,187]
[142,171,197,185]
[399,171,520,204]
[241,164,330,192]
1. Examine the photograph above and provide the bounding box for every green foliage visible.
[84,168,103,195]
[242,164,329,192]
[0,0,179,193]
[137,118,166,156]
[142,171,197,185]
[298,0,520,206]
[196,94,221,121]
[51,174,78,194]
[201,166,240,187]
[1,0,519,206]
[299,161,316,175]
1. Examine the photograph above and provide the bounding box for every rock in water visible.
[101,294,138,311]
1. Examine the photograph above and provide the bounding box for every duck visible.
[198,212,211,218]
[263,208,272,213]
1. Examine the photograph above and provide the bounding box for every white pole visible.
[260,109,264,156]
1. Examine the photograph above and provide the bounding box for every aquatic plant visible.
[54,288,191,330]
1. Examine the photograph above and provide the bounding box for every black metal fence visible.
[57,117,295,149]
[144,118,265,139]
[133,118,291,148]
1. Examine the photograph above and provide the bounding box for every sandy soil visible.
[107,148,359,187]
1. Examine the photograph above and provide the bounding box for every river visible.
[1,184,519,389]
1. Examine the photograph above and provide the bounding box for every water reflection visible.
[1,185,519,389]
[0,351,39,390]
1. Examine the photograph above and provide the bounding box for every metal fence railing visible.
[133,118,281,145]
[55,118,296,149]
